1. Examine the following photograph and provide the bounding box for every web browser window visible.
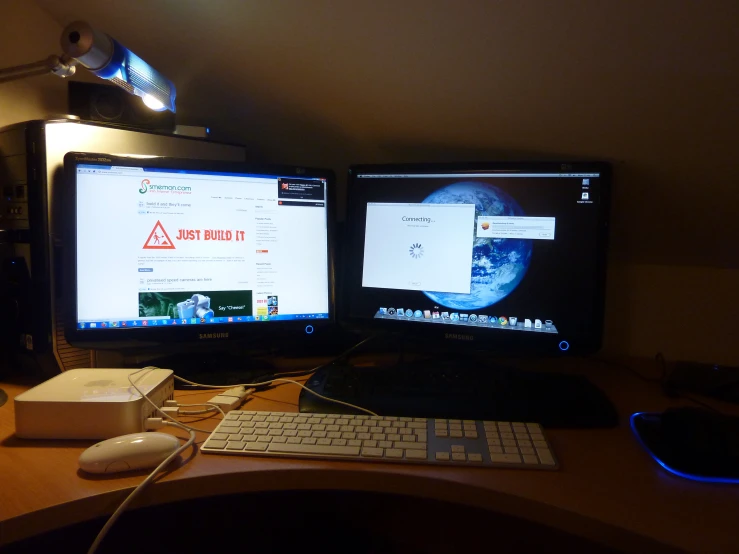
[75,164,329,329]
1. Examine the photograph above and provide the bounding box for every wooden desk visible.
[1,358,737,553]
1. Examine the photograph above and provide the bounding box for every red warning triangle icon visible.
[143,220,176,249]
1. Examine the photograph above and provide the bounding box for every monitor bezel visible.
[343,161,612,355]
[63,152,337,349]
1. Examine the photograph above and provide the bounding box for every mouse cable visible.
[87,420,196,554]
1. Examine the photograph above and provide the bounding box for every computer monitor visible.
[63,152,335,351]
[344,162,611,355]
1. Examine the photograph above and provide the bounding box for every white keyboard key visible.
[210,433,228,441]
[378,440,393,448]
[416,432,428,442]
[266,416,280,422]
[269,443,361,456]
[402,435,416,442]
[297,424,311,431]
[413,418,427,423]
[373,433,388,441]
[286,437,301,444]
[386,434,400,441]
[357,433,371,440]
[355,426,369,433]
[386,448,404,459]
[527,423,542,433]
[317,438,332,445]
[326,425,340,432]
[490,453,522,464]
[302,438,317,445]
[327,431,342,439]
[298,430,312,438]
[206,439,227,449]
[245,442,269,451]
[283,430,298,437]
[500,432,514,439]
[252,415,267,422]
[451,453,466,462]
[465,431,478,439]
[395,441,425,450]
[335,419,349,425]
[502,439,517,447]
[435,429,449,438]
[449,430,463,438]
[340,425,355,432]
[537,448,556,465]
[449,419,461,424]
[241,434,257,442]
[489,446,503,454]
[312,431,327,438]
[312,424,326,431]
[363,440,378,448]
[227,434,242,441]
[468,453,483,463]
[435,452,450,461]
[241,421,256,429]
[257,436,272,443]
[284,423,298,430]
[348,440,362,447]
[268,429,284,436]
[272,436,287,444]
[519,446,535,455]
[533,440,548,449]
[294,417,308,423]
[487,438,501,446]
[399,428,412,435]
[405,450,427,460]
[523,454,539,464]
[392,421,406,428]
[362,447,384,457]
[254,429,269,436]
[332,438,347,446]
[408,422,426,429]
[517,439,532,447]
[504,446,519,454]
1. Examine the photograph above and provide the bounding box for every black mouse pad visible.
[631,412,739,483]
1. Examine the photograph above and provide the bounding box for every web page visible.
[75,166,329,328]
[362,202,475,293]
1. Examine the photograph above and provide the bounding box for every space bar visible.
[268,443,361,456]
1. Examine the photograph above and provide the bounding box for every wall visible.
[16,0,739,364]
[0,0,67,127]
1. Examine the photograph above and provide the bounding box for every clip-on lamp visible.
[0,20,176,112]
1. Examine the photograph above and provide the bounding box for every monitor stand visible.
[124,350,276,390]
[299,356,618,429]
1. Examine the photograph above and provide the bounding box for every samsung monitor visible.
[64,152,335,350]
[345,162,611,355]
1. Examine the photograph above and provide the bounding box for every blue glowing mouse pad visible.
[631,410,739,484]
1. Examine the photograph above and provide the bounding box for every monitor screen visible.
[64,153,334,347]
[345,163,610,354]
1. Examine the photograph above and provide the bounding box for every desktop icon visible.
[432,311,440,319]
[534,319,542,329]
[450,313,460,321]
[478,315,488,324]
[441,312,450,319]
[489,316,496,324]
[141,321,147,326]
[583,178,590,185]
[190,318,197,324]
[171,320,177,325]
[121,321,127,327]
[545,320,553,328]
[180,319,186,324]
[406,309,414,317]
[379,307,388,315]
[509,317,518,326]
[200,318,206,323]
[261,315,269,321]
[111,321,119,328]
[228,317,234,322]
[460,313,469,321]
[423,310,431,319]
[469,314,478,323]
[101,322,108,327]
[89,322,96,328]
[524,318,532,328]
[414,310,423,318]
[498,316,508,326]
[79,323,85,329]
[581,192,589,200]
[396,308,404,316]
[388,307,396,316]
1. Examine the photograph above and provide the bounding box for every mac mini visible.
[14,368,174,439]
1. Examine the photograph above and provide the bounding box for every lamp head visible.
[61,21,176,113]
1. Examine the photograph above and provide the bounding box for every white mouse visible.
[79,432,181,474]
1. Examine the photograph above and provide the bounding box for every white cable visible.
[127,368,217,433]
[172,374,378,416]
[87,421,195,554]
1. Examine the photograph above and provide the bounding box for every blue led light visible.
[630,412,739,484]
[558,340,570,351]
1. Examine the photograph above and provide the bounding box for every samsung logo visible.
[445,333,474,341]
[199,332,229,340]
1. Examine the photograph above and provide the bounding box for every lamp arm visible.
[0,54,76,84]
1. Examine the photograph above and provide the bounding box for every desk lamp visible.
[0,20,176,112]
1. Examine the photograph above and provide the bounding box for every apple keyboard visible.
[201,411,558,469]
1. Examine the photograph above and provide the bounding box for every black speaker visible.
[68,81,175,131]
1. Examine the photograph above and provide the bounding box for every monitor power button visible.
[305,325,314,335]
